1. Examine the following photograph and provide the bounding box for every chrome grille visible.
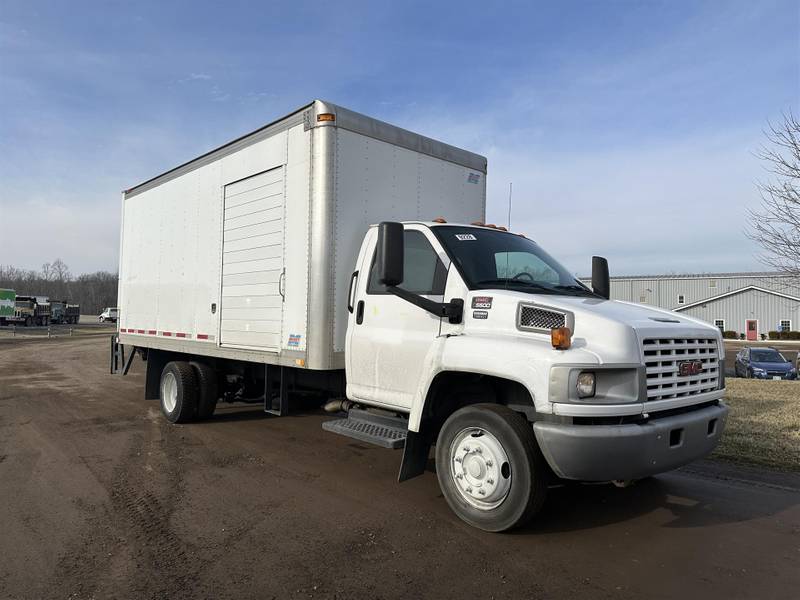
[643,337,720,401]
[518,305,566,332]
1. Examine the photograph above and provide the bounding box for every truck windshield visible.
[432,226,596,297]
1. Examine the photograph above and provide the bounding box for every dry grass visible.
[713,378,800,472]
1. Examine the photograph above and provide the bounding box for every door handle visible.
[279,268,286,300]
[347,270,358,313]
[356,300,365,325]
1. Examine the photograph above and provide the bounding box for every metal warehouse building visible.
[583,272,800,340]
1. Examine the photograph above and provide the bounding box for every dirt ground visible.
[1,335,799,600]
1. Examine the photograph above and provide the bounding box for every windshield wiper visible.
[553,284,598,296]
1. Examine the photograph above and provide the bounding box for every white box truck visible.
[116,100,728,531]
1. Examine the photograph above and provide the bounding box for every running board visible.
[322,408,407,449]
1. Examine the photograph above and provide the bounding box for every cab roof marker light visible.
[471,221,485,226]
[432,217,447,223]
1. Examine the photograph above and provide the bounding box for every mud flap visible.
[398,430,431,482]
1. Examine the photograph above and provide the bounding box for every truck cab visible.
[343,220,727,530]
[100,307,118,323]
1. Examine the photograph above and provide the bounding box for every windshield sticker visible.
[472,296,493,309]
[467,172,481,184]
[473,310,488,320]
[455,234,477,241]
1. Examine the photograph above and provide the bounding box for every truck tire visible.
[25,317,31,327]
[160,361,198,423]
[190,361,218,420]
[435,403,547,532]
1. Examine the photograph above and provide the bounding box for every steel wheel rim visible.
[161,372,178,413]
[449,426,512,511]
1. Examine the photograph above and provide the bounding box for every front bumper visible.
[533,402,728,481]
[751,371,796,380]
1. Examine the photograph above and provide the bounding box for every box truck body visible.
[118,100,486,370]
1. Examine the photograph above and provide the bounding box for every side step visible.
[322,408,407,449]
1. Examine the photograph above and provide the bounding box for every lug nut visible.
[487,479,494,485]
[463,446,470,452]
[475,447,482,453]
[486,460,493,467]
[466,486,472,493]
[455,457,462,463]
[478,489,485,496]
[456,473,463,479]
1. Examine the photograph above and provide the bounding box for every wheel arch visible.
[399,370,537,482]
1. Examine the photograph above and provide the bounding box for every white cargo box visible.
[118,100,487,370]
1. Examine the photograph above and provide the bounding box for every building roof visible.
[607,271,791,281]
[674,285,800,311]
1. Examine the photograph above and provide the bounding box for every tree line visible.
[0,259,117,316]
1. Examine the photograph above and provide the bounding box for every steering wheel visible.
[512,272,535,282]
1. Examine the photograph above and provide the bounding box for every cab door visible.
[346,226,448,410]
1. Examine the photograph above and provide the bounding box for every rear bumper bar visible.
[533,402,728,481]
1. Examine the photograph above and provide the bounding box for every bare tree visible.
[748,112,800,277]
[52,258,71,282]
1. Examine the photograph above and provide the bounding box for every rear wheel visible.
[190,361,219,420]
[160,361,198,423]
[25,317,32,327]
[435,403,548,532]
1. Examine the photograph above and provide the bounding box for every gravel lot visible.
[1,335,798,600]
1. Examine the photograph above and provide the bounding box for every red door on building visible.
[746,320,758,341]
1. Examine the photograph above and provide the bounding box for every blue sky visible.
[0,0,798,275]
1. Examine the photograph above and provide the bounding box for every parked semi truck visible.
[50,300,81,324]
[6,295,51,326]
[115,100,728,531]
[0,289,15,325]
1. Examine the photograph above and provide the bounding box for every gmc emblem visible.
[678,360,704,376]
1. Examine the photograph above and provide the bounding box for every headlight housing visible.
[577,372,596,398]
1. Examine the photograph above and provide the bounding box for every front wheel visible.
[435,404,548,532]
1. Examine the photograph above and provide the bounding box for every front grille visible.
[518,305,566,332]
[643,337,719,401]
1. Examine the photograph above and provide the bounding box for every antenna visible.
[507,182,513,230]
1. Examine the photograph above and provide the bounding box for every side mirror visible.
[377,222,404,286]
[592,256,610,300]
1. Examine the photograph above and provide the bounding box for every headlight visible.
[752,367,766,374]
[577,372,596,398]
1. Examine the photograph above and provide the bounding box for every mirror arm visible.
[387,286,464,324]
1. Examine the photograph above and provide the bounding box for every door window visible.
[367,230,447,295]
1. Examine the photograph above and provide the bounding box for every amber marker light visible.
[551,327,572,350]
[317,113,336,122]
[432,217,447,223]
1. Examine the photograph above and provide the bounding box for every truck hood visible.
[464,290,722,365]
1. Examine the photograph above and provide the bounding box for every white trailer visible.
[116,100,728,531]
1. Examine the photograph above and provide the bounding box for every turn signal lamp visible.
[432,217,447,223]
[317,113,336,122]
[551,327,572,350]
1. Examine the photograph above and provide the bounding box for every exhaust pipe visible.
[324,398,358,413]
